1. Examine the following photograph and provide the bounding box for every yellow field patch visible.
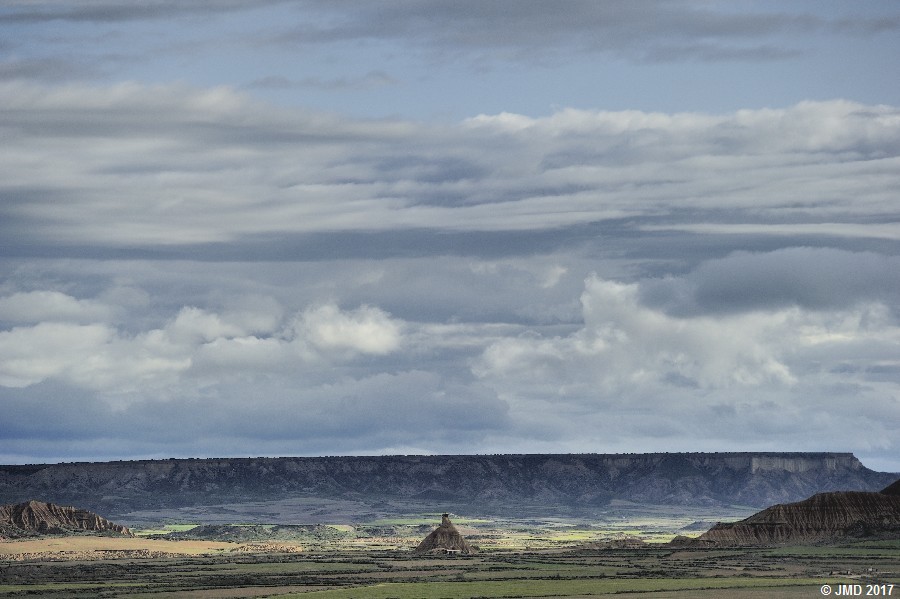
[0,535,240,559]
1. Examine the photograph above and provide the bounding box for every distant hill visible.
[694,479,900,546]
[0,500,133,538]
[0,453,895,520]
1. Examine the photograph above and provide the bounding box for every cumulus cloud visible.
[0,291,405,401]
[295,304,402,356]
[0,322,115,388]
[472,272,900,458]
[475,275,797,395]
[0,259,897,464]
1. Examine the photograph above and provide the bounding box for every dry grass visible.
[0,535,239,558]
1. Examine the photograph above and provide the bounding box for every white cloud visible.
[193,335,290,372]
[468,251,900,459]
[163,307,248,345]
[475,275,797,396]
[0,295,404,399]
[295,303,402,356]
[469,272,900,456]
[0,322,114,387]
[0,263,897,463]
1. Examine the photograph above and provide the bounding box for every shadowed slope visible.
[881,478,900,496]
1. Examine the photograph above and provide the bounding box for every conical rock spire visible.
[414,513,474,554]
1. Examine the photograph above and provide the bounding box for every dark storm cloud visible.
[0,382,111,441]
[0,372,510,460]
[641,248,900,316]
[200,373,509,442]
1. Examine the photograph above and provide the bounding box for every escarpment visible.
[1,453,894,519]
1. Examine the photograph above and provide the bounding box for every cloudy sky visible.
[2,1,899,471]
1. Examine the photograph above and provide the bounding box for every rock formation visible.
[695,479,900,546]
[0,500,133,538]
[415,513,474,554]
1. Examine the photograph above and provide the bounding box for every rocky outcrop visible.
[0,500,133,538]
[696,481,900,546]
[415,514,474,554]
[0,453,894,518]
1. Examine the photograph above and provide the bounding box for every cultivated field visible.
[1,505,897,598]
[1,540,898,598]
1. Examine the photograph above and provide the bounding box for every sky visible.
[1,1,899,472]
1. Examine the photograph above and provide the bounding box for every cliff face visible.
[0,500,133,538]
[697,485,900,546]
[0,453,894,518]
